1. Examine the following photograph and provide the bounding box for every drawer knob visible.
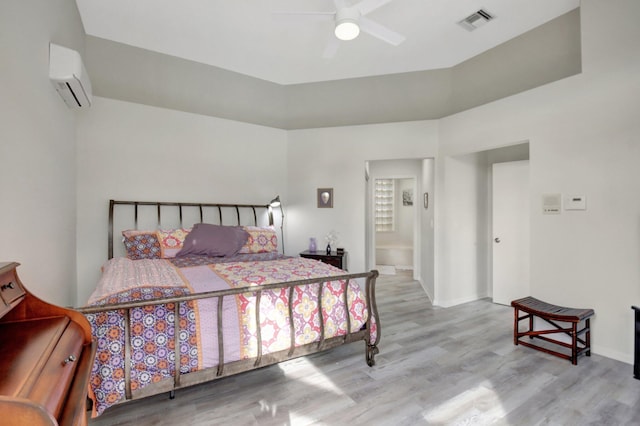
[63,355,77,365]
[1,282,15,291]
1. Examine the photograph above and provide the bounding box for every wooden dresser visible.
[0,262,96,426]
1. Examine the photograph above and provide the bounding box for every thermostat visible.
[565,195,587,210]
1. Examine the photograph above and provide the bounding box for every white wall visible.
[286,121,438,277]
[436,0,640,363]
[75,97,288,304]
[0,0,85,306]
[435,152,491,306]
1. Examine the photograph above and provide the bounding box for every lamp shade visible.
[269,196,281,207]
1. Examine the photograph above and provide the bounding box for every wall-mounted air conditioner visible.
[49,43,92,108]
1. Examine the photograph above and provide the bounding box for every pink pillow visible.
[238,226,278,254]
[157,228,191,258]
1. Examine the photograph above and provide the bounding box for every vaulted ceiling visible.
[76,0,580,85]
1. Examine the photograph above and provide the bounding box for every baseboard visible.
[433,293,489,308]
[592,346,633,366]
[396,265,413,271]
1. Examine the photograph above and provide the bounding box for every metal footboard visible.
[77,270,379,404]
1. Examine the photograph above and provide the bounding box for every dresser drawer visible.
[0,317,70,397]
[0,262,95,426]
[1,316,84,423]
[0,279,25,305]
[28,320,84,419]
[0,268,26,318]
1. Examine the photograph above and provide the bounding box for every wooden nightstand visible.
[299,250,348,271]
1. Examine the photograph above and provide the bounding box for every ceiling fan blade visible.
[358,16,405,46]
[272,11,335,22]
[322,36,341,59]
[357,0,395,16]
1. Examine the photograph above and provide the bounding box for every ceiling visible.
[75,0,580,85]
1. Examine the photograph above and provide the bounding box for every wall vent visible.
[458,9,494,31]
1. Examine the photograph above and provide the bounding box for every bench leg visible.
[513,308,519,345]
[571,322,578,365]
[585,318,591,357]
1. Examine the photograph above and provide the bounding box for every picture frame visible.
[403,189,413,206]
[317,188,333,208]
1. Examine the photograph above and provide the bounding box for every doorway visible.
[365,159,434,295]
[374,177,415,275]
[438,142,529,307]
[492,160,530,305]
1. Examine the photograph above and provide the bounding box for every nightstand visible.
[299,250,348,271]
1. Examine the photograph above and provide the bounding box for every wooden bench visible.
[511,296,594,365]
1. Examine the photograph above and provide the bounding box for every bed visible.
[77,200,380,417]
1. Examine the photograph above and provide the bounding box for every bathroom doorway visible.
[365,158,434,290]
[374,177,415,275]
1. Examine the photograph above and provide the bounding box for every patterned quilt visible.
[85,256,375,417]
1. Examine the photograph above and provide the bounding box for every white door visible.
[492,160,530,305]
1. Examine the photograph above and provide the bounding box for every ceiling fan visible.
[274,0,406,58]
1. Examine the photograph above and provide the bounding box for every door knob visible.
[494,237,501,243]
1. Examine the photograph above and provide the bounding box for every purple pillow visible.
[176,223,249,257]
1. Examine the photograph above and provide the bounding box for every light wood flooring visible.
[88,272,640,425]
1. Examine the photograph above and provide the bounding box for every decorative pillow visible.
[157,228,191,258]
[122,230,162,260]
[238,226,278,254]
[176,223,249,257]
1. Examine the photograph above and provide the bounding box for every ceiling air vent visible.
[458,9,494,31]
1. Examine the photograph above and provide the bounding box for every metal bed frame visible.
[78,199,380,409]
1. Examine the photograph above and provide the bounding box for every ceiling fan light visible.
[335,19,360,41]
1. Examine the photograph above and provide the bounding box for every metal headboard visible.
[108,200,276,259]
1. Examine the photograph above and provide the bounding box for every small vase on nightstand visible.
[326,243,331,254]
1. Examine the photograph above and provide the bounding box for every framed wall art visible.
[317,188,333,208]
[403,189,413,206]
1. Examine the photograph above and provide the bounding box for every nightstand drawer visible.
[299,250,348,271]
[321,257,342,269]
